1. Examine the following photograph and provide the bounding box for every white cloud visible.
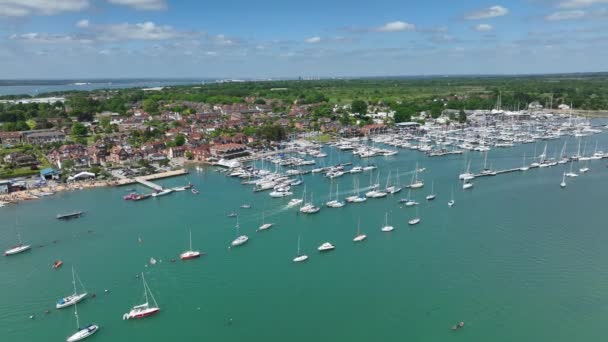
[76,19,90,28]
[211,34,235,46]
[558,0,608,9]
[10,32,93,44]
[95,22,189,41]
[376,21,416,32]
[464,5,509,20]
[305,36,322,43]
[545,10,586,21]
[474,24,494,31]
[0,0,89,17]
[107,0,166,10]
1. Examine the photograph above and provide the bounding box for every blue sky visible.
[0,0,607,78]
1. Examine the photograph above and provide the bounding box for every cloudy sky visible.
[0,0,607,78]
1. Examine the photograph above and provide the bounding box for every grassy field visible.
[0,167,39,179]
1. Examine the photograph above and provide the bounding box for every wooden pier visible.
[116,169,189,190]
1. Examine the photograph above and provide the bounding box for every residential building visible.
[209,143,248,159]
[0,131,23,145]
[22,130,66,144]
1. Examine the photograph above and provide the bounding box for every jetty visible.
[116,169,189,190]
[134,178,163,191]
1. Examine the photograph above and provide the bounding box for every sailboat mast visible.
[189,229,192,251]
[74,304,80,329]
[72,267,77,295]
[142,273,149,304]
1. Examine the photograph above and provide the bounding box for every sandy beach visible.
[0,169,188,205]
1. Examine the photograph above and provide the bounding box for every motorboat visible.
[408,218,421,225]
[318,242,335,252]
[270,190,293,197]
[287,198,304,207]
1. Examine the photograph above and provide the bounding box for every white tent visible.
[68,172,96,182]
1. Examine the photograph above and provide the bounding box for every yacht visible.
[180,230,201,260]
[326,183,345,208]
[381,212,394,232]
[408,217,421,225]
[408,164,424,188]
[384,170,402,194]
[269,190,293,197]
[57,267,88,309]
[408,207,421,225]
[299,203,320,214]
[350,166,363,173]
[459,161,475,180]
[345,178,367,203]
[402,190,418,207]
[353,219,367,242]
[565,163,578,177]
[293,236,308,263]
[231,217,249,247]
[4,243,31,256]
[257,212,273,231]
[448,188,455,207]
[318,242,335,252]
[66,304,98,342]
[287,198,304,208]
[560,172,566,188]
[123,273,160,320]
[462,180,473,190]
[231,235,249,247]
[520,153,530,171]
[426,181,436,200]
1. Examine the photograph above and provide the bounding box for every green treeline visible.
[2,74,608,132]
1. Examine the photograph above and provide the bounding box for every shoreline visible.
[0,169,189,205]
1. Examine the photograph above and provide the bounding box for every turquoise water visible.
[3,127,608,341]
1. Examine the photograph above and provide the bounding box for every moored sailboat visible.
[66,303,99,342]
[408,206,421,225]
[257,212,273,231]
[353,218,367,242]
[381,212,394,232]
[425,181,436,201]
[57,267,88,309]
[293,235,308,262]
[123,273,160,320]
[230,216,249,247]
[180,229,201,260]
[4,214,31,256]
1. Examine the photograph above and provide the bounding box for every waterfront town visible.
[0,81,600,205]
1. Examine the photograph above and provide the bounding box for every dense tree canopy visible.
[351,100,367,114]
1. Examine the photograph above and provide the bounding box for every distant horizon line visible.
[1,71,607,83]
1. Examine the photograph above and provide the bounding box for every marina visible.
[3,117,608,342]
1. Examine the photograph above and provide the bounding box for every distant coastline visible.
[0,78,217,97]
